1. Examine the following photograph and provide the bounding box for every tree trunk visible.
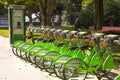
[29,14,33,27]
[38,0,55,28]
[26,7,33,27]
[94,0,103,32]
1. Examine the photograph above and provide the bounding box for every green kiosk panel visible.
[8,5,26,44]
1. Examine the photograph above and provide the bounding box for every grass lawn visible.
[0,27,9,37]
[49,25,74,30]
[0,25,74,38]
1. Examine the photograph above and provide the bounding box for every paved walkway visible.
[0,36,61,80]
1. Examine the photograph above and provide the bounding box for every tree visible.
[94,0,103,31]
[38,0,55,28]
[0,3,7,15]
[103,0,120,26]
[66,0,82,13]
[79,5,94,29]
[23,0,55,27]
[82,0,93,9]
[0,0,55,28]
[0,0,36,26]
[66,0,82,25]
[53,2,65,15]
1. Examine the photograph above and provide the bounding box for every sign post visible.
[8,5,25,44]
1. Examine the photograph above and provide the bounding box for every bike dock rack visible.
[12,27,120,80]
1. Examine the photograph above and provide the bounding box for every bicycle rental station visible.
[8,5,120,80]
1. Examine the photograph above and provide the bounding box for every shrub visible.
[103,0,120,26]
[78,6,94,29]
[67,12,79,25]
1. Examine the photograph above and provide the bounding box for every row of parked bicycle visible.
[12,27,120,80]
